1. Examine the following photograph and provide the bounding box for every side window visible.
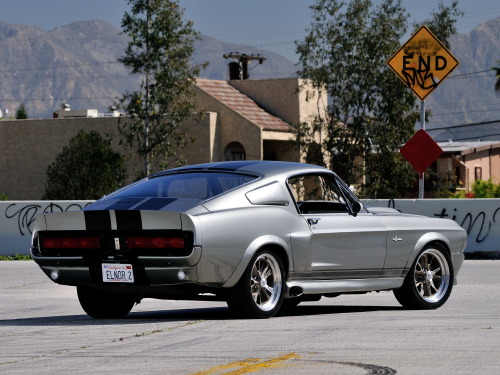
[287,174,348,214]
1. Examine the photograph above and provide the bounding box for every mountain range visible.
[424,17,500,142]
[0,20,297,119]
[0,18,498,141]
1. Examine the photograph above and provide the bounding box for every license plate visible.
[102,263,134,283]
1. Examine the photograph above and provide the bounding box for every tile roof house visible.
[190,78,326,163]
[0,78,327,199]
[195,80,293,132]
[436,140,500,191]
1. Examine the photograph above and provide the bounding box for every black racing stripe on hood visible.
[84,211,111,231]
[115,210,142,230]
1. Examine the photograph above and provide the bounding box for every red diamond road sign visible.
[400,129,443,174]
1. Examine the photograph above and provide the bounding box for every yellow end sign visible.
[387,25,459,100]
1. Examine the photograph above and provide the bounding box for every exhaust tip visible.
[288,286,303,298]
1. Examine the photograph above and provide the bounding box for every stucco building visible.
[0,78,325,199]
[437,141,500,191]
[1,76,498,200]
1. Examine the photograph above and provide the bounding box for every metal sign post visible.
[419,100,425,199]
[387,25,459,200]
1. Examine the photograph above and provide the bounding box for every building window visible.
[475,167,482,181]
[224,142,246,161]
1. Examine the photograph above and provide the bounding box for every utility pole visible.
[223,52,266,80]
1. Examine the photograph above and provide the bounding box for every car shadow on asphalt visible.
[279,304,403,317]
[0,304,403,326]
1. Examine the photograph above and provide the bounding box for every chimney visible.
[223,52,266,80]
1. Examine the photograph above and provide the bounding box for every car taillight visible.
[126,237,185,249]
[42,237,101,249]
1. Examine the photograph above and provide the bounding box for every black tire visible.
[277,298,302,315]
[77,286,137,319]
[226,250,285,319]
[279,294,323,315]
[281,298,302,309]
[394,244,454,309]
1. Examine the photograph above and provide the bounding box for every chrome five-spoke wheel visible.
[226,250,285,318]
[394,244,454,309]
[250,253,283,312]
[413,248,450,303]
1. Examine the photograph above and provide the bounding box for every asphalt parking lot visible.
[1,260,499,374]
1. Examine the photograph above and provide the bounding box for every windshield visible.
[106,172,258,201]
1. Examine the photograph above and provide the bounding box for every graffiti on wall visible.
[433,207,499,244]
[1,199,499,255]
[4,202,93,236]
[0,201,94,256]
[367,199,500,253]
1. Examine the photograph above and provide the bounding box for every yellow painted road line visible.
[189,352,300,375]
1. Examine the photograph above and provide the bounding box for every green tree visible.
[43,130,127,200]
[296,0,416,197]
[417,0,463,49]
[118,0,207,177]
[295,0,462,198]
[15,103,28,119]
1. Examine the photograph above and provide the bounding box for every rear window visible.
[106,172,258,201]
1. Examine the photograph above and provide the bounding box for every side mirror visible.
[351,201,363,216]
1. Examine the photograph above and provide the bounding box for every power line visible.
[460,6,500,18]
[426,101,499,115]
[448,69,495,79]
[427,119,500,131]
[438,131,500,142]
[430,107,500,118]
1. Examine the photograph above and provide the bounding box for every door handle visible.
[307,218,321,225]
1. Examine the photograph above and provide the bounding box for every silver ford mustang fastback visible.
[31,161,467,319]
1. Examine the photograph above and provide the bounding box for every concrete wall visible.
[0,201,93,256]
[2,199,499,257]
[362,198,500,257]
[0,115,215,200]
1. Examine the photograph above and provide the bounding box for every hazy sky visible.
[1,0,499,62]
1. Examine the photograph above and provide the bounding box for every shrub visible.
[453,179,500,198]
[43,130,127,200]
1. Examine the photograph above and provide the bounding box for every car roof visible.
[152,161,332,178]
